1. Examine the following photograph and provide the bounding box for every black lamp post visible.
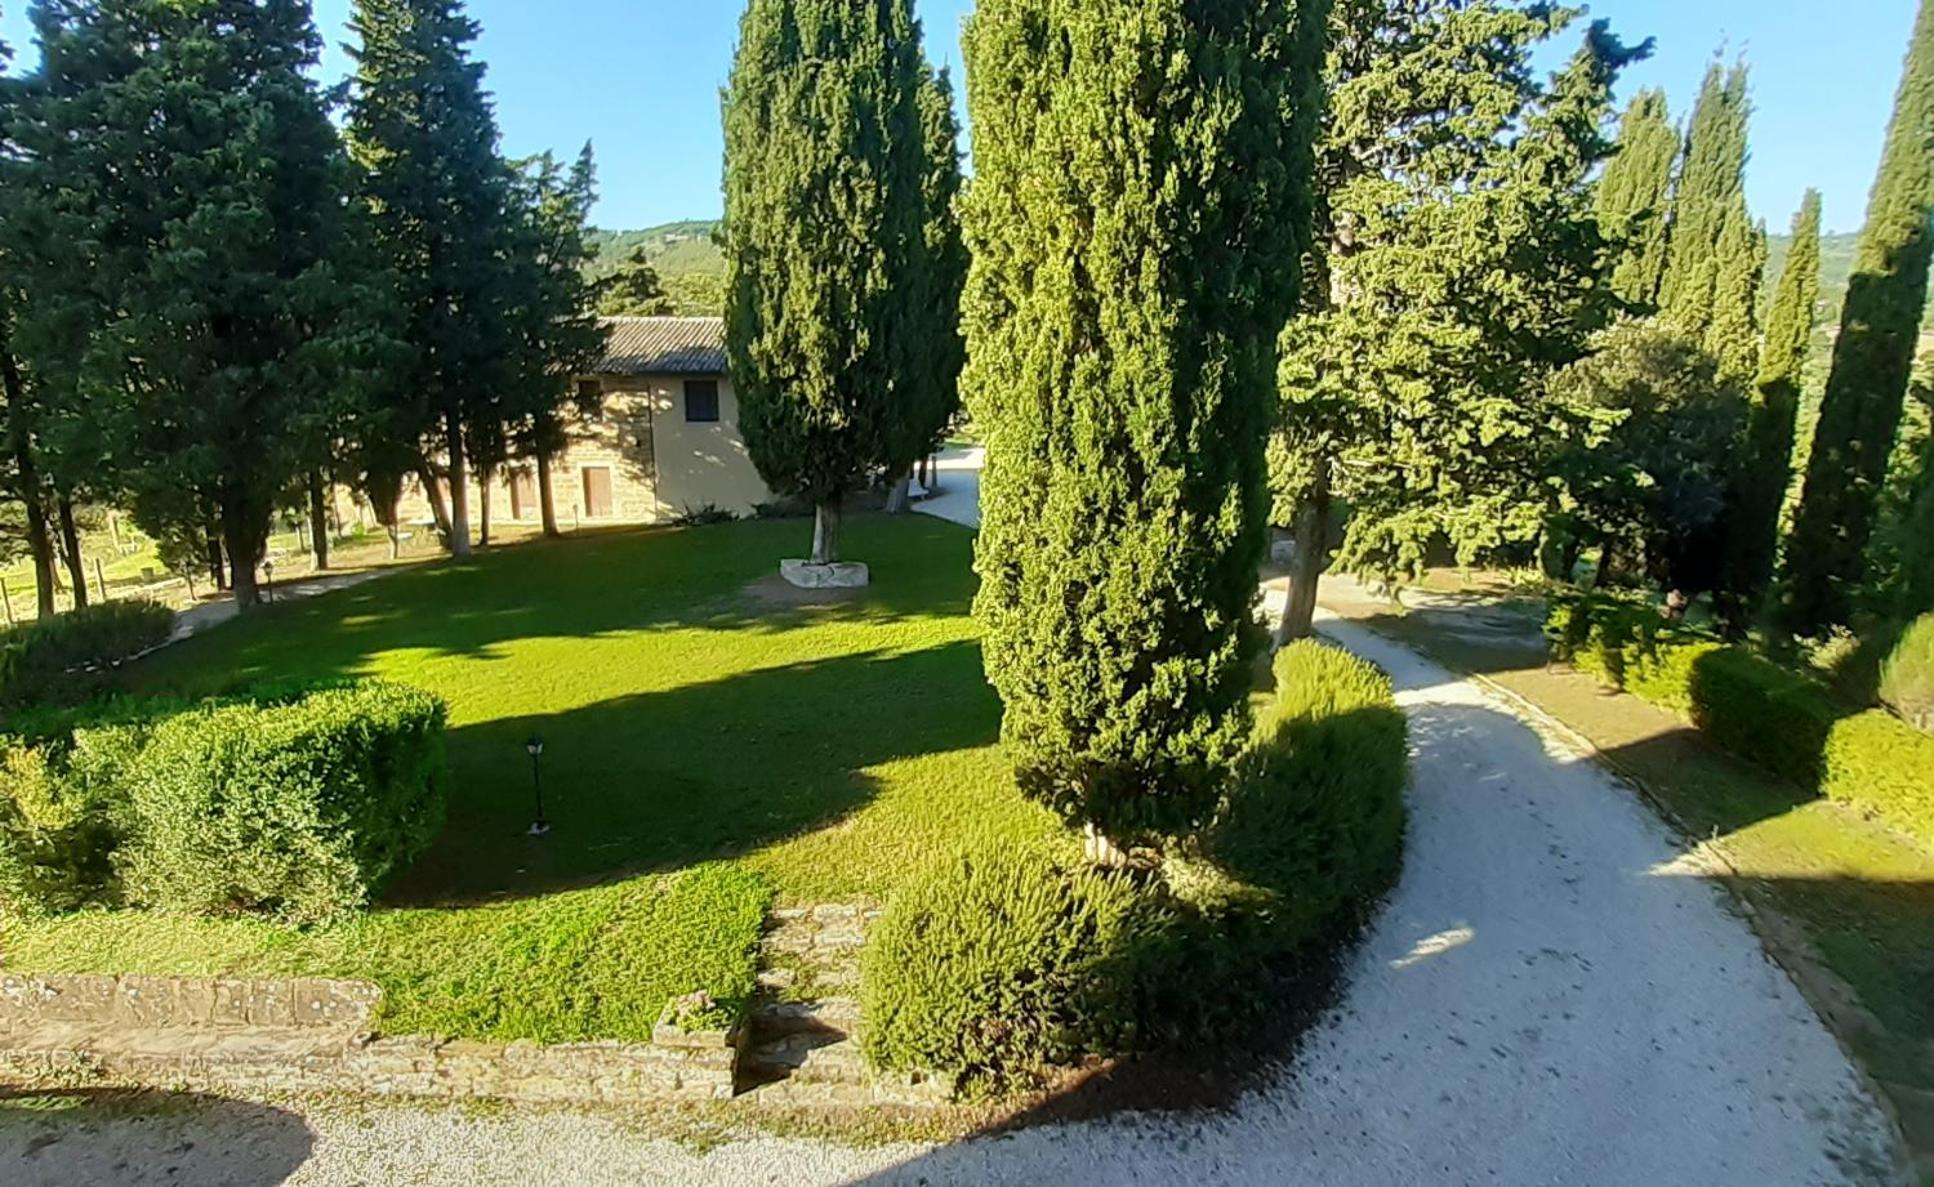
[262,559,275,604]
[526,735,550,837]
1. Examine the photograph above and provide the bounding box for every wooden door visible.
[510,472,537,521]
[582,466,613,519]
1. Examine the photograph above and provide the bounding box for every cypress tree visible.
[722,0,928,566]
[1598,89,1679,307]
[1787,0,1934,635]
[1730,191,1822,618]
[347,0,520,558]
[1658,62,1753,344]
[1706,201,1768,387]
[964,0,1329,853]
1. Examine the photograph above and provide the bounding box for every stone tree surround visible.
[0,973,742,1104]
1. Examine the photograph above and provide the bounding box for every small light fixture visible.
[525,735,550,837]
[262,559,275,603]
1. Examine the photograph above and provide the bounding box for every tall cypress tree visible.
[964,0,1329,853]
[347,0,519,558]
[723,0,927,567]
[1787,0,1934,635]
[1658,62,1753,345]
[1729,191,1822,618]
[1706,201,1768,387]
[1598,89,1679,307]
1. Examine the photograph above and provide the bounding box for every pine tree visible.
[1598,89,1679,307]
[0,31,58,619]
[1786,0,1934,635]
[597,247,674,317]
[1658,61,1753,338]
[722,0,928,565]
[11,0,364,610]
[965,0,1328,851]
[347,0,521,558]
[1728,191,1822,618]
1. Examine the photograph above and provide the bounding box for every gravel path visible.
[2,615,1905,1185]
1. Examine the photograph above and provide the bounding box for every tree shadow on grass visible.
[0,1088,314,1186]
[381,637,999,907]
[125,514,980,696]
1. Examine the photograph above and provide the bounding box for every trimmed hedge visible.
[0,682,448,924]
[0,600,176,709]
[1880,613,1934,732]
[863,641,1409,1094]
[1548,597,1934,846]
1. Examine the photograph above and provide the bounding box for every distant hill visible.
[587,220,725,317]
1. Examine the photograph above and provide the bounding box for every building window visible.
[576,378,602,405]
[510,472,537,521]
[582,466,613,519]
[684,379,720,424]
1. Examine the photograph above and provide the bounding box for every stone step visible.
[749,997,858,1041]
[745,1034,868,1085]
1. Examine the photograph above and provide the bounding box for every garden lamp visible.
[526,735,550,837]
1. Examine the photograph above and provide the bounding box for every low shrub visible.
[865,642,1411,1095]
[860,842,1162,1093]
[0,600,176,709]
[0,738,125,915]
[1880,613,1934,732]
[1548,598,1934,845]
[115,683,448,924]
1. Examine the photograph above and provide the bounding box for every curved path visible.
[5,613,1904,1185]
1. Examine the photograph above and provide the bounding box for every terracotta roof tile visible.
[594,316,727,376]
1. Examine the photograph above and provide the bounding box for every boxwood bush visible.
[0,600,176,709]
[863,641,1409,1095]
[0,682,448,924]
[1547,598,1934,845]
[1880,612,1934,732]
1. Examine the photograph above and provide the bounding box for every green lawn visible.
[1,515,1066,1042]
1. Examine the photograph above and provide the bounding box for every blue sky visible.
[0,1,1916,234]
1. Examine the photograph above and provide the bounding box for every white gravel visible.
[2,614,1905,1186]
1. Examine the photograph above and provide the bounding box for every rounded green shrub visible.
[0,599,176,709]
[1880,612,1934,732]
[860,842,1162,1094]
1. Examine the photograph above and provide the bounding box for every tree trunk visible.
[1083,823,1131,869]
[416,461,453,543]
[206,525,228,592]
[810,500,841,564]
[478,464,494,547]
[445,412,472,557]
[537,450,561,538]
[1,349,56,619]
[1274,464,1331,649]
[222,500,264,612]
[308,471,330,572]
[57,497,87,610]
[884,471,911,515]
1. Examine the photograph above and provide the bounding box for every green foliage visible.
[1550,320,1748,595]
[860,842,1160,1093]
[864,639,1410,1093]
[0,600,176,709]
[1732,192,1823,618]
[1881,612,1934,730]
[1208,642,1407,926]
[965,0,1327,841]
[1598,89,1680,307]
[1549,598,1934,843]
[596,247,675,317]
[1788,0,1934,635]
[0,736,131,916]
[10,0,379,606]
[1658,64,1755,344]
[1282,10,1647,586]
[111,683,448,925]
[722,0,931,539]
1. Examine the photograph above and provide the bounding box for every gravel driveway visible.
[2,615,1905,1186]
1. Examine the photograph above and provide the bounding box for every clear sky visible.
[0,1,1917,235]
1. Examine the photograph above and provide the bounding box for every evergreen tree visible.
[1658,62,1753,337]
[1786,0,1934,635]
[1729,190,1822,618]
[964,0,1328,851]
[597,247,675,317]
[0,31,58,618]
[1598,89,1679,307]
[883,64,966,511]
[1706,202,1769,387]
[347,0,521,558]
[723,0,928,565]
[11,0,364,610]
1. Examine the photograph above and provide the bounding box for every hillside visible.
[587,220,725,316]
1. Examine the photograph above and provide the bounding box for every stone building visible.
[390,316,774,530]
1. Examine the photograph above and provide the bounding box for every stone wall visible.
[0,974,742,1105]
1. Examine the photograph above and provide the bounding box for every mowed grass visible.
[1,515,1065,1041]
